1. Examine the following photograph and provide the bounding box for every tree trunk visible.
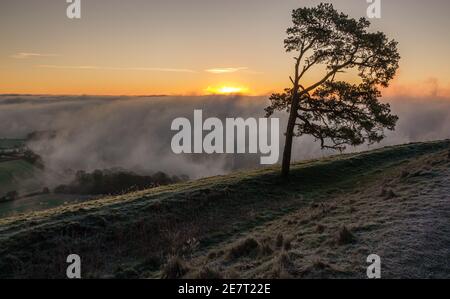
[281,92,300,178]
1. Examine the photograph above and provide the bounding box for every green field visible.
[0,193,99,219]
[0,138,45,197]
[0,158,96,218]
[0,140,449,279]
[0,159,39,195]
[0,138,25,149]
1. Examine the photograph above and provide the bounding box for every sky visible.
[1,0,450,96]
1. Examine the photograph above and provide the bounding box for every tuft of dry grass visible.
[259,238,274,256]
[227,238,260,260]
[207,251,218,260]
[270,252,294,279]
[283,236,293,251]
[336,226,355,245]
[186,266,223,279]
[380,187,398,200]
[316,224,325,233]
[275,233,284,248]
[386,189,398,199]
[161,256,190,279]
[312,259,328,270]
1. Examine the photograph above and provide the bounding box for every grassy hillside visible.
[0,140,449,279]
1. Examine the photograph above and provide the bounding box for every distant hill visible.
[0,140,449,279]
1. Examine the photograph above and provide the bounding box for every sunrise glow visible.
[205,86,249,95]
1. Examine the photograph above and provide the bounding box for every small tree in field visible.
[266,3,400,177]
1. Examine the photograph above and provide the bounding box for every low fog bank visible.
[0,94,449,188]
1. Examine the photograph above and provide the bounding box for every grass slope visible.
[0,140,449,278]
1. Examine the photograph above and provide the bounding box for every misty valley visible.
[1,94,450,220]
[0,133,187,217]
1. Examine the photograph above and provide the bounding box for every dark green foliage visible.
[0,190,19,202]
[23,150,44,168]
[54,169,187,195]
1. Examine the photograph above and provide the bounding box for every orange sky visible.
[1,0,449,97]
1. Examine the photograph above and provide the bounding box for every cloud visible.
[37,65,197,73]
[34,64,261,74]
[12,53,60,59]
[384,77,450,98]
[205,67,249,74]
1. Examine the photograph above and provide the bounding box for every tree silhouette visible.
[266,3,400,177]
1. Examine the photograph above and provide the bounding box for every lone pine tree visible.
[265,3,400,177]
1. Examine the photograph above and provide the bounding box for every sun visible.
[205,85,249,95]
